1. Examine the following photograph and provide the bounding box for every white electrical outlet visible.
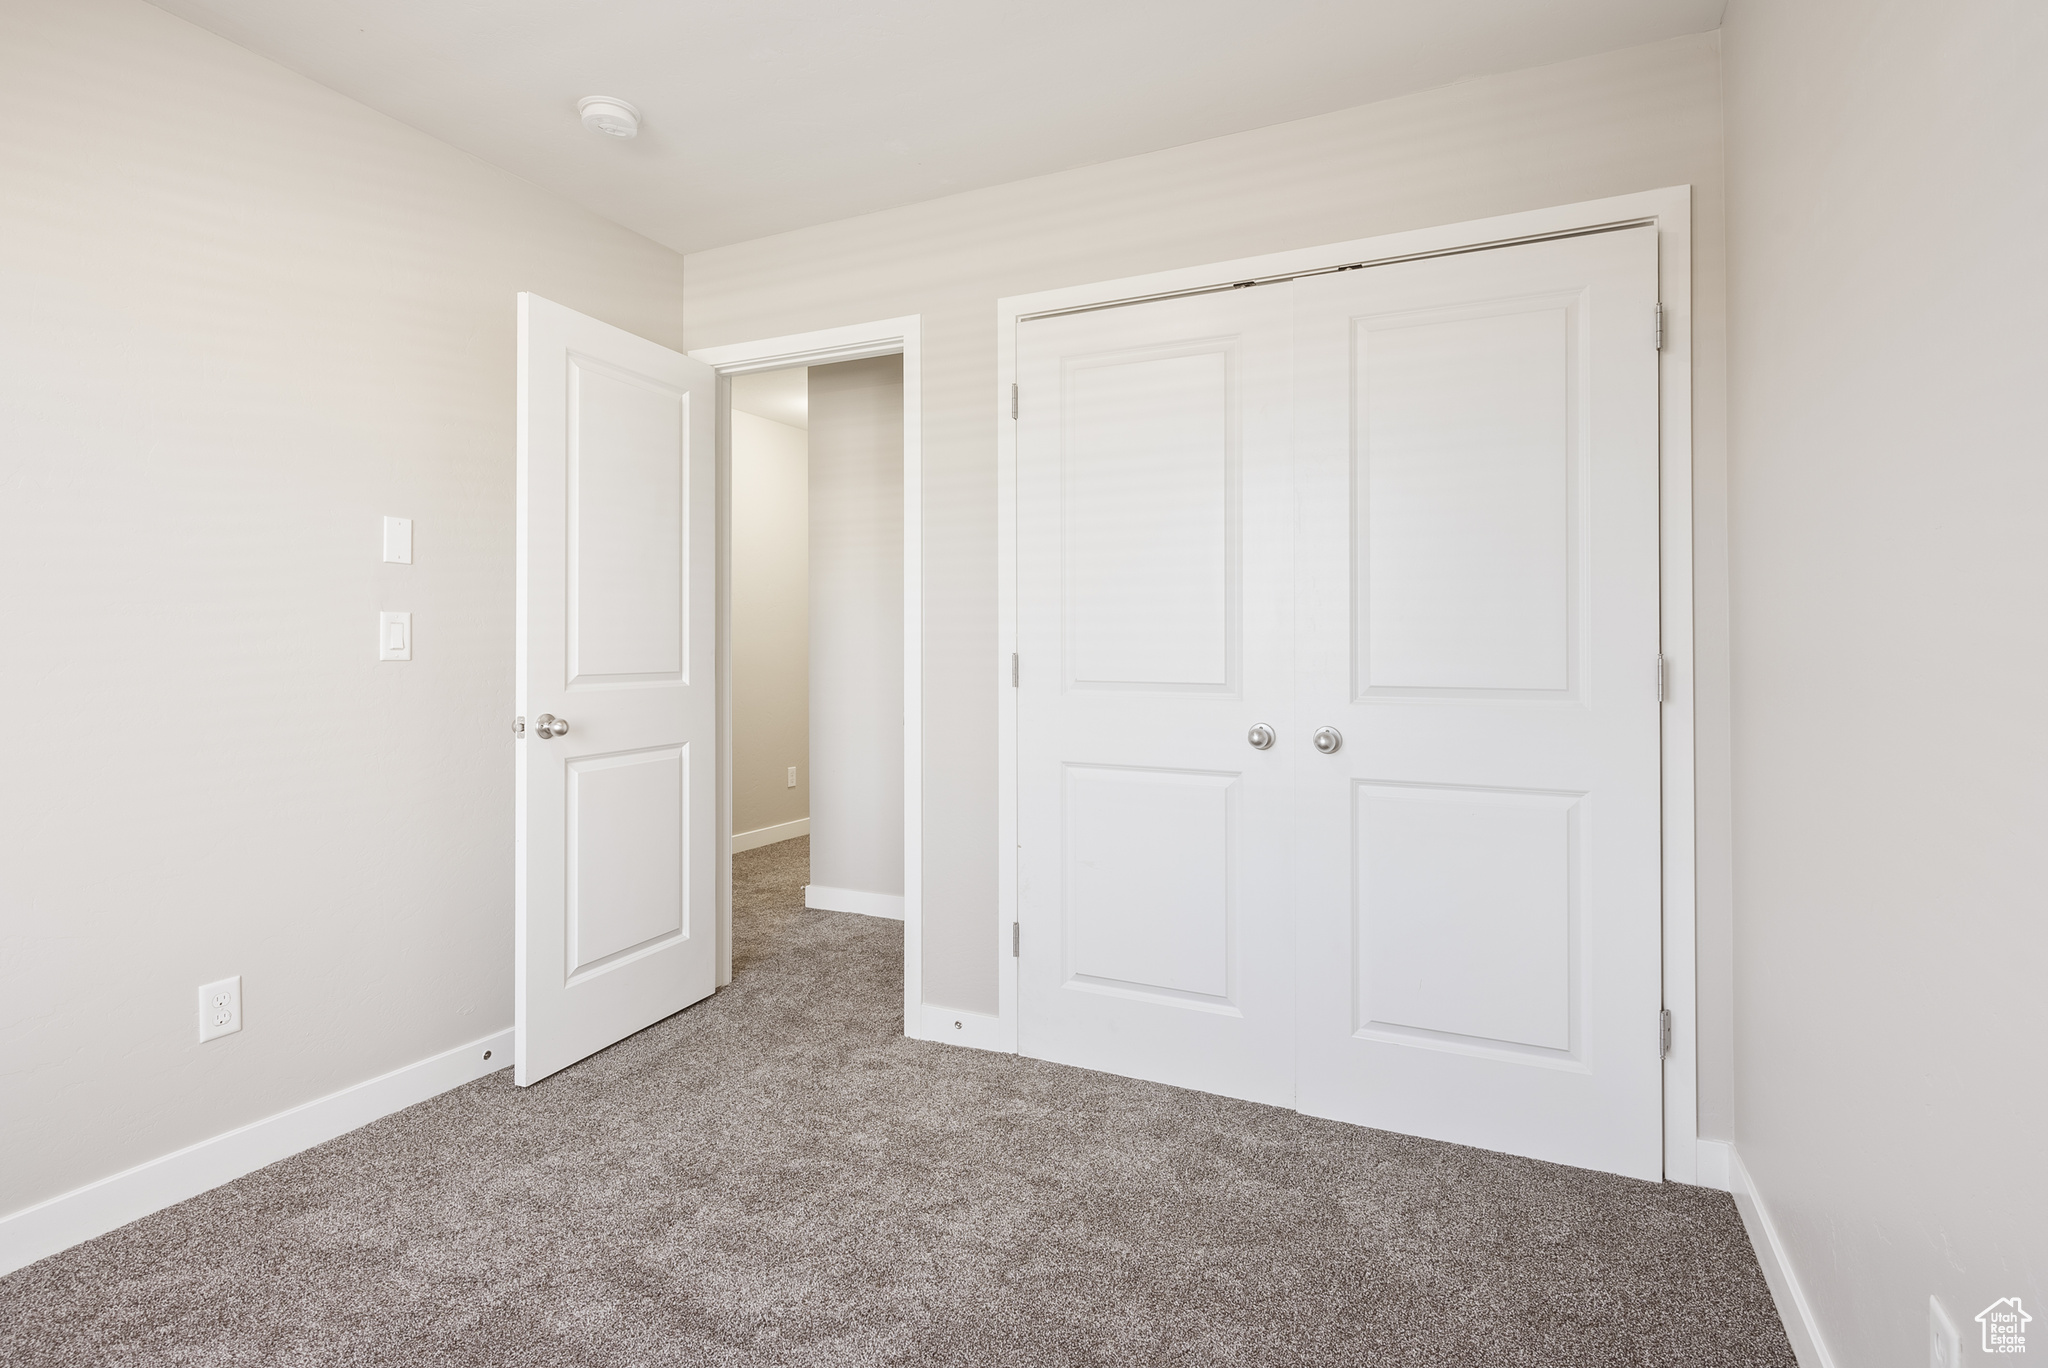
[1931,1296,1961,1368]
[198,976,242,1042]
[787,766,798,788]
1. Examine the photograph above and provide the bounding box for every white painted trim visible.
[691,317,923,1032]
[993,188,1707,1177]
[993,299,1021,1056]
[731,817,809,853]
[919,1005,1009,1053]
[1692,1137,1732,1192]
[0,1028,512,1277]
[1648,189,1703,1185]
[712,369,736,989]
[1729,1144,1838,1368]
[804,884,906,920]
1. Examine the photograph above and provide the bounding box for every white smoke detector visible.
[577,96,640,139]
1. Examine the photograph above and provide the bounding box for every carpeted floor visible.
[0,838,1795,1366]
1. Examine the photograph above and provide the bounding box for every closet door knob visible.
[1247,724,1276,750]
[1313,727,1343,754]
[535,714,571,740]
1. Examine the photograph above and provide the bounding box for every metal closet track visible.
[1015,216,1656,323]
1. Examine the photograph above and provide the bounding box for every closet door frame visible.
[994,186,1705,1184]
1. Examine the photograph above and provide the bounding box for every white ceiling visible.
[730,367,809,431]
[148,0,1724,255]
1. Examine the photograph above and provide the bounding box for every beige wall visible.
[807,357,906,900]
[1722,1,2048,1361]
[683,32,1735,1110]
[730,408,811,837]
[0,0,687,1217]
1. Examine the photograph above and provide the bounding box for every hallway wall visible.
[807,356,907,905]
[730,406,811,841]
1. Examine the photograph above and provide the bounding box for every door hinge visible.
[1011,652,1019,687]
[513,715,526,737]
[1012,922,1020,957]
[1011,383,1018,419]
[1653,302,1665,351]
[1659,1008,1673,1059]
[1656,655,1669,702]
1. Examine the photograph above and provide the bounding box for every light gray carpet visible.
[0,837,1794,1366]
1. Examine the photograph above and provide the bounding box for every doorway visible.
[510,305,922,1086]
[693,319,925,1021]
[728,356,907,927]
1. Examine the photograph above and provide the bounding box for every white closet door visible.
[515,294,718,1086]
[1291,228,1664,1178]
[1015,286,1296,1106]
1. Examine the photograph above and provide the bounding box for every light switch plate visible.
[382,515,412,564]
[198,975,242,1042]
[379,611,412,661]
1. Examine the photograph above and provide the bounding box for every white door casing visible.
[1291,227,1664,1178]
[516,293,718,1087]
[687,317,924,1029]
[1015,287,1296,1107]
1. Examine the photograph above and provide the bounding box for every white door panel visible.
[517,294,717,1086]
[566,746,687,974]
[1064,350,1233,689]
[1353,783,1576,1052]
[1294,228,1663,1179]
[1065,765,1235,1000]
[1357,302,1573,693]
[568,360,688,680]
[1016,288,1294,1107]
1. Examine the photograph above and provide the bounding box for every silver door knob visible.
[1247,723,1275,750]
[1313,726,1343,754]
[535,714,570,739]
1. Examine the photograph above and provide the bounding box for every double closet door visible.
[1014,227,1666,1180]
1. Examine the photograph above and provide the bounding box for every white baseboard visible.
[732,817,809,853]
[1727,1143,1837,1368]
[805,884,904,920]
[918,1004,1009,1052]
[0,1027,512,1277]
[1692,1137,1732,1191]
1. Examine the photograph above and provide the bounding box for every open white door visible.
[515,293,717,1086]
